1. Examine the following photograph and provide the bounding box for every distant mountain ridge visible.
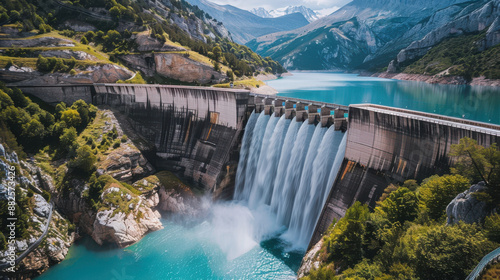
[246,0,499,72]
[184,0,310,43]
[250,6,320,22]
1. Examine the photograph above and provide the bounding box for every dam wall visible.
[93,84,250,190]
[11,84,94,105]
[310,104,500,248]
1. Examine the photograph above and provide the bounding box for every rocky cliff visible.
[0,145,73,279]
[390,0,500,71]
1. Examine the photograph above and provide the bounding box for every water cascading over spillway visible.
[235,111,347,250]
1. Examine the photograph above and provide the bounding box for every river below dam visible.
[36,73,500,279]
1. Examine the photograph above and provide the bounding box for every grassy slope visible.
[213,78,264,88]
[0,31,116,69]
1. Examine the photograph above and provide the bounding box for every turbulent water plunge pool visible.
[37,214,301,280]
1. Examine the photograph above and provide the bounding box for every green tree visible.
[484,213,500,243]
[388,263,418,280]
[226,70,234,81]
[7,87,29,108]
[25,102,41,115]
[86,173,109,208]
[84,30,95,41]
[414,223,497,280]
[70,99,96,127]
[377,184,398,205]
[55,102,67,118]
[377,187,418,224]
[38,110,55,128]
[418,174,469,220]
[59,127,77,151]
[212,46,222,62]
[71,145,96,175]
[213,60,220,72]
[36,55,50,72]
[302,264,336,280]
[0,90,14,109]
[326,201,370,268]
[80,36,88,45]
[21,118,45,140]
[109,6,121,19]
[341,260,388,280]
[402,180,418,191]
[61,109,81,128]
[450,137,500,187]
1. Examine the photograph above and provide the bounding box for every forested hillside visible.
[0,0,285,86]
[402,32,500,81]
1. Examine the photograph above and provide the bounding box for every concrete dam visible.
[16,83,500,250]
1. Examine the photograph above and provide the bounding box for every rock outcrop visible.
[133,172,199,216]
[2,64,133,85]
[91,185,163,247]
[297,238,324,278]
[97,110,155,182]
[134,31,185,52]
[154,53,224,84]
[447,182,491,225]
[120,52,225,84]
[100,145,154,182]
[395,0,500,66]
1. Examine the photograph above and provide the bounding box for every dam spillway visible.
[234,111,347,250]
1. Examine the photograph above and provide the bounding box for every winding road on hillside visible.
[0,202,54,271]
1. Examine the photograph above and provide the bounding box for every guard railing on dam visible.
[352,104,500,134]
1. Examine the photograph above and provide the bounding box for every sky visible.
[209,0,352,13]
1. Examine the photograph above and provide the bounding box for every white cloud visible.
[209,0,351,11]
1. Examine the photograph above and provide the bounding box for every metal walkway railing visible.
[466,246,500,280]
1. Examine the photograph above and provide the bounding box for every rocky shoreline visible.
[249,72,293,95]
[371,72,500,87]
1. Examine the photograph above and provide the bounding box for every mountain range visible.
[250,6,320,23]
[184,0,310,44]
[245,0,500,73]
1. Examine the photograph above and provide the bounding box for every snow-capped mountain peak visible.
[250,5,320,22]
